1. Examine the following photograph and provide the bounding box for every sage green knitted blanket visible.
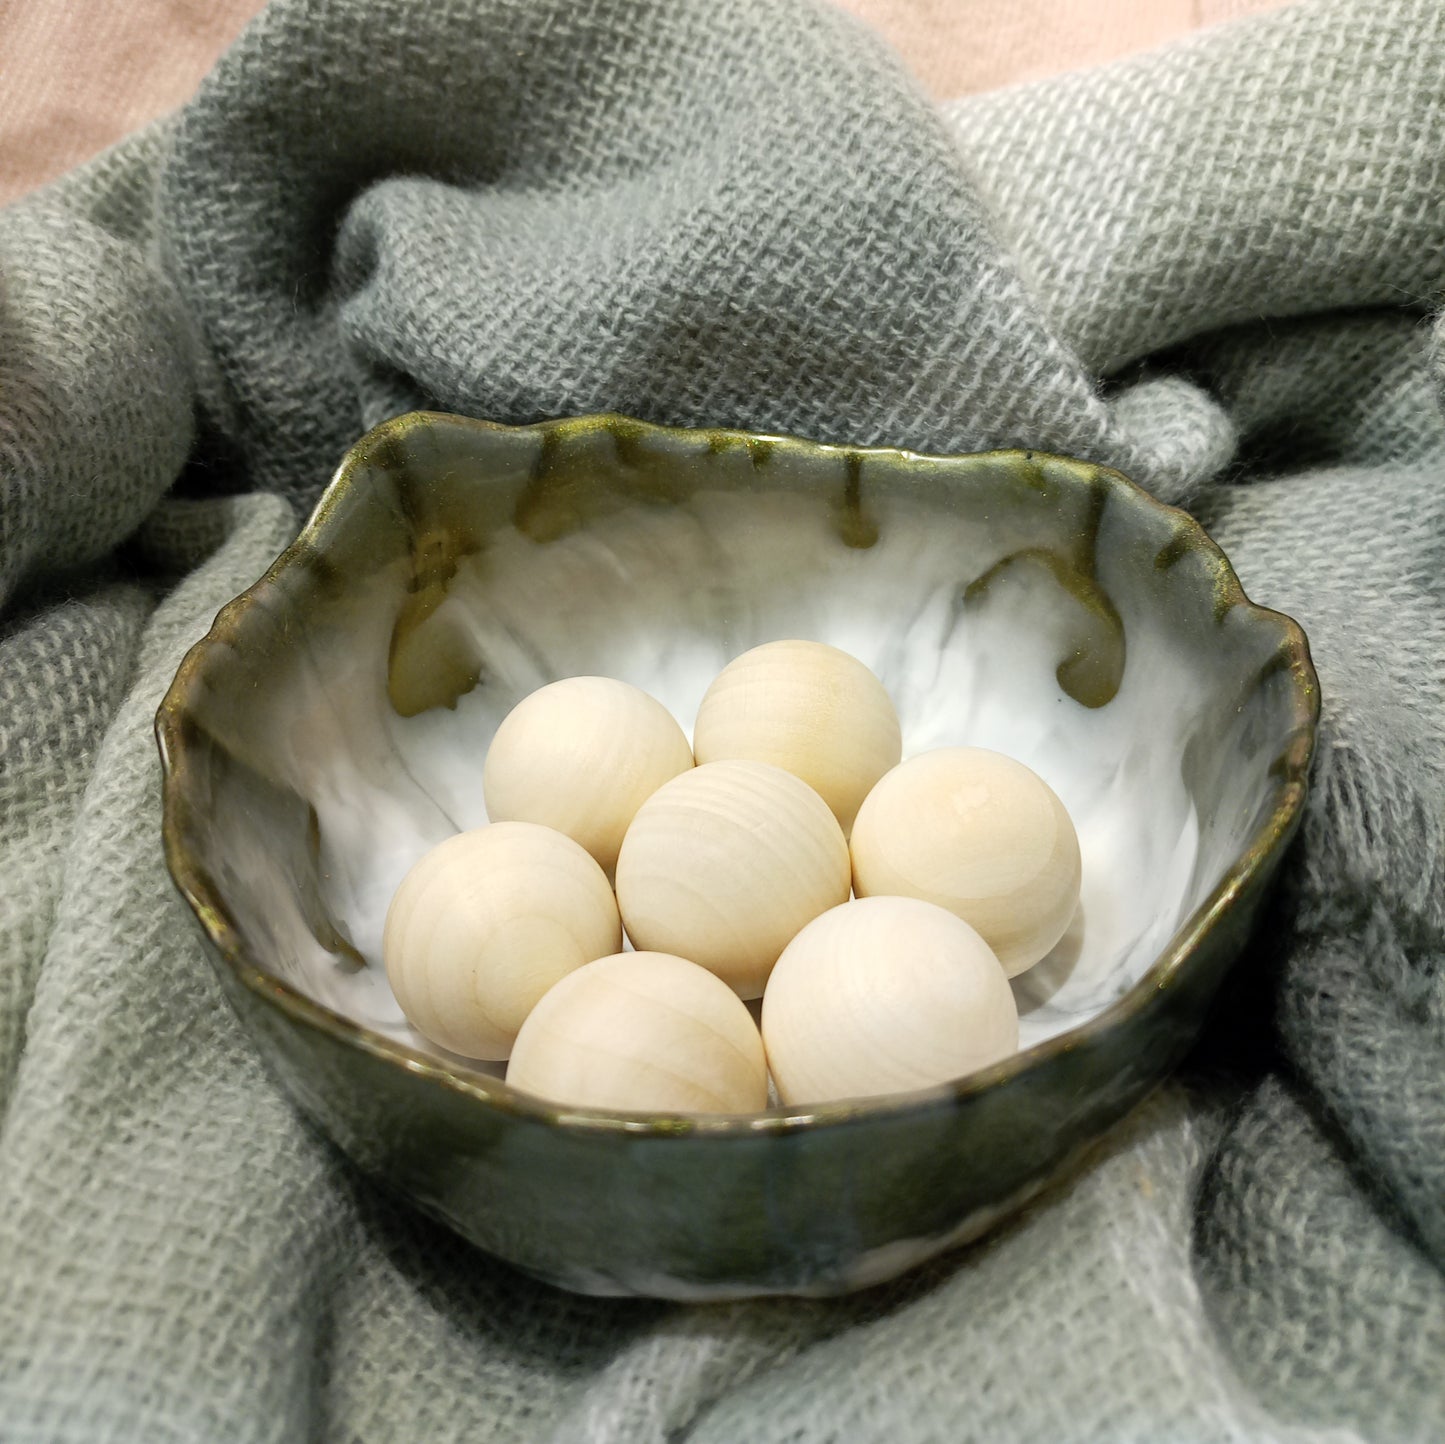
[1,1,1441,1438]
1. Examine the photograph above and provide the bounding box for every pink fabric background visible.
[836,0,1290,100]
[1,0,1289,206]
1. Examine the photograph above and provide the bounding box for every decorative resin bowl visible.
[157,412,1317,1299]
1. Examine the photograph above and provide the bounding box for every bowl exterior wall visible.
[205,828,1287,1298]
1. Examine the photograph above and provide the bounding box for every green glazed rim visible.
[156,411,1320,1139]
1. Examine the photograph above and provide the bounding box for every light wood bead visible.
[615,760,851,999]
[383,822,621,1060]
[692,640,902,834]
[850,747,1081,977]
[506,951,768,1114]
[483,676,694,874]
[762,896,1019,1105]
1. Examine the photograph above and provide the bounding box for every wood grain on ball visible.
[483,676,694,873]
[692,640,901,834]
[850,747,1081,977]
[506,951,768,1114]
[383,822,621,1060]
[762,896,1019,1105]
[615,760,850,999]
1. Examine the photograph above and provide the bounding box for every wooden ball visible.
[615,760,850,999]
[383,821,621,1060]
[483,676,694,873]
[850,747,1081,977]
[506,951,768,1114]
[762,897,1019,1105]
[692,640,902,834]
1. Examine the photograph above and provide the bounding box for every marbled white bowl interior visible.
[157,411,1317,1298]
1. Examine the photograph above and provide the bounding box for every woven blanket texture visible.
[0,0,1442,1439]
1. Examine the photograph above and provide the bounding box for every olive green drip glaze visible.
[299,543,349,597]
[1153,521,1241,622]
[515,421,696,541]
[513,429,592,542]
[961,472,1125,708]
[703,432,774,466]
[1268,722,1317,780]
[1252,644,1298,690]
[299,804,366,971]
[834,452,879,549]
[386,460,486,717]
[1154,532,1193,572]
[1018,452,1053,494]
[387,550,485,716]
[609,418,694,506]
[1204,642,1314,771]
[1211,576,1242,625]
